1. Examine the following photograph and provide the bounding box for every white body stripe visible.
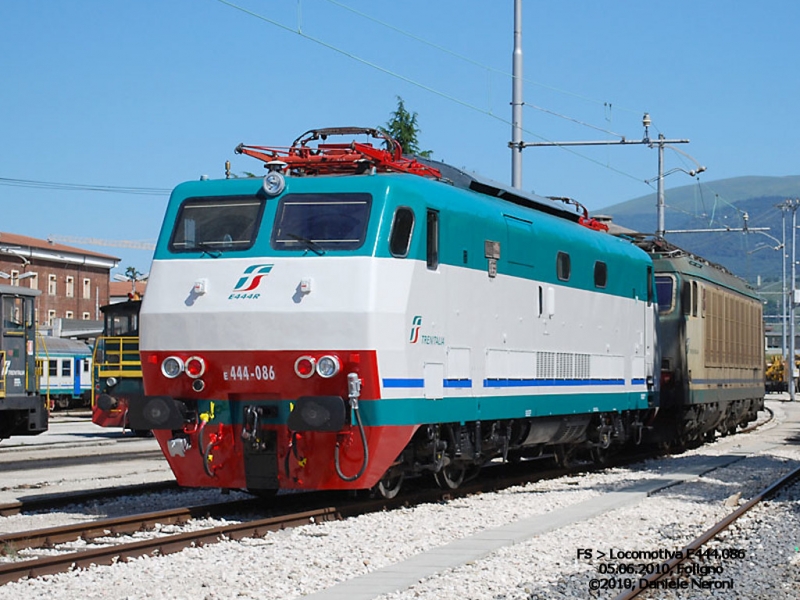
[141,255,656,399]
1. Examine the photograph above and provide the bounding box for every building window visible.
[10,270,19,286]
[29,272,38,290]
[66,276,74,298]
[47,309,56,325]
[65,311,74,319]
[83,278,91,299]
[82,312,91,320]
[48,275,57,296]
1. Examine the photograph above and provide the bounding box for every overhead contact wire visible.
[214,0,646,186]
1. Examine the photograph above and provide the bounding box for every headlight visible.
[185,356,206,379]
[294,356,316,379]
[105,377,118,388]
[316,355,341,378]
[161,356,185,379]
[262,171,286,196]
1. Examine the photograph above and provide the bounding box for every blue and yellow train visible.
[129,128,764,497]
[37,336,92,410]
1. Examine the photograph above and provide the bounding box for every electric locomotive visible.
[0,284,47,439]
[132,127,659,497]
[91,299,147,433]
[640,238,764,447]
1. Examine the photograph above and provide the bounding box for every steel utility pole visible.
[518,115,693,237]
[792,204,797,402]
[510,0,524,189]
[781,198,800,400]
[781,205,789,368]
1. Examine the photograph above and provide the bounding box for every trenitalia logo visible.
[409,315,422,344]
[233,264,274,292]
[408,314,445,346]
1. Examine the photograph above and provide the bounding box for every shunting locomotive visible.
[91,299,147,433]
[0,284,47,439]
[132,127,661,496]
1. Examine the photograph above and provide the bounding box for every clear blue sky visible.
[2,1,798,274]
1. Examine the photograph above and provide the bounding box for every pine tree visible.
[381,96,432,158]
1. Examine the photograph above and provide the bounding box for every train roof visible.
[635,236,757,298]
[236,127,603,231]
[37,336,91,355]
[100,299,142,315]
[415,157,584,224]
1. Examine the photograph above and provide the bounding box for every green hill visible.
[595,175,800,288]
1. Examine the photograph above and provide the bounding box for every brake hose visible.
[334,406,369,481]
[334,373,369,481]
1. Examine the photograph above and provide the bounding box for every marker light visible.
[161,356,185,379]
[185,356,206,379]
[294,356,316,379]
[316,355,341,379]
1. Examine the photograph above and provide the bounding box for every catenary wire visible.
[214,0,647,186]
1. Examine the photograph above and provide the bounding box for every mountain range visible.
[595,175,800,290]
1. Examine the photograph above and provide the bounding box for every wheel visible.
[590,446,612,466]
[554,444,578,469]
[434,463,466,489]
[376,470,404,499]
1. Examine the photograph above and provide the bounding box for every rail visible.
[612,463,800,600]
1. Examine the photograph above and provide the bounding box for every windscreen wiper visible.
[287,233,325,256]
[197,242,222,258]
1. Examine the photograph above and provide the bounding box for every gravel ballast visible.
[0,399,797,600]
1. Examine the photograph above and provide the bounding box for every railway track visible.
[612,463,800,600]
[0,409,775,587]
[0,481,179,517]
[0,458,582,586]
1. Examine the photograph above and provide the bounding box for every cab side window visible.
[427,209,439,270]
[594,261,607,288]
[389,207,415,257]
[556,252,570,281]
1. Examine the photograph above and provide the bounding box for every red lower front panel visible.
[153,420,417,491]
[142,348,413,491]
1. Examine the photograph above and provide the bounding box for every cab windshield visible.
[655,275,675,313]
[271,193,371,252]
[170,196,264,253]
